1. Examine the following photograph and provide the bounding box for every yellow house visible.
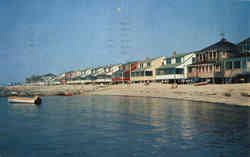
[131,56,165,83]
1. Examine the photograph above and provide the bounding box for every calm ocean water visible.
[1,96,249,157]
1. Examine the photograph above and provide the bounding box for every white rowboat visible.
[8,96,42,105]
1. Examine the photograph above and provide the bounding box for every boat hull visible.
[8,96,42,105]
[193,81,209,86]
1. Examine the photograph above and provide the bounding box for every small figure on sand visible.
[144,81,150,86]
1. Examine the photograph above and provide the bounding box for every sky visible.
[0,0,249,84]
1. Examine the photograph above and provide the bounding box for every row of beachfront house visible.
[28,37,250,85]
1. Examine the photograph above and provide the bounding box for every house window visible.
[233,61,241,69]
[124,72,129,78]
[213,52,216,59]
[209,53,212,59]
[176,57,181,64]
[145,71,153,76]
[188,67,192,73]
[156,70,160,75]
[140,63,143,68]
[166,58,171,64]
[192,57,196,63]
[157,70,165,75]
[242,59,247,69]
[216,65,220,70]
[176,69,184,74]
[147,62,151,67]
[226,62,232,70]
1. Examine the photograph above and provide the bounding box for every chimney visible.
[173,51,177,57]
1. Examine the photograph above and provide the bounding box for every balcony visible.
[187,71,224,78]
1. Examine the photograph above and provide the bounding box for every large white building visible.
[156,51,196,83]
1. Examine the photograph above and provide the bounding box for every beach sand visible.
[3,83,250,106]
[89,83,250,106]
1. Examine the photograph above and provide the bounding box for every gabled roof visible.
[165,51,197,59]
[138,56,165,63]
[43,73,56,77]
[200,38,238,52]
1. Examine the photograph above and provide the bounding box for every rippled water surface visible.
[1,96,250,157]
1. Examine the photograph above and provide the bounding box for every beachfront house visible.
[66,69,83,84]
[95,64,121,84]
[131,56,165,83]
[187,38,240,83]
[25,73,59,86]
[37,73,56,83]
[39,73,60,85]
[54,72,69,84]
[94,66,107,84]
[71,68,90,84]
[80,68,92,78]
[223,56,250,83]
[155,51,196,83]
[238,37,250,54]
[79,67,97,84]
[55,72,65,81]
[112,61,138,83]
[67,70,83,84]
[71,69,82,79]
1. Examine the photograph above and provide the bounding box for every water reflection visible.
[4,96,250,157]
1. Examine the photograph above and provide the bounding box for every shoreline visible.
[89,94,240,107]
[1,83,250,106]
[88,83,250,106]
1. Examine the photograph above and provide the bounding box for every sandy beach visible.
[2,83,250,106]
[89,83,250,106]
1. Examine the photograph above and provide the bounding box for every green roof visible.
[132,68,152,72]
[157,64,181,70]
[164,52,196,59]
[113,69,125,74]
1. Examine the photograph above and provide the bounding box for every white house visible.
[156,51,196,83]
[95,64,121,84]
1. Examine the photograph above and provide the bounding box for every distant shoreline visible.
[2,83,250,106]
